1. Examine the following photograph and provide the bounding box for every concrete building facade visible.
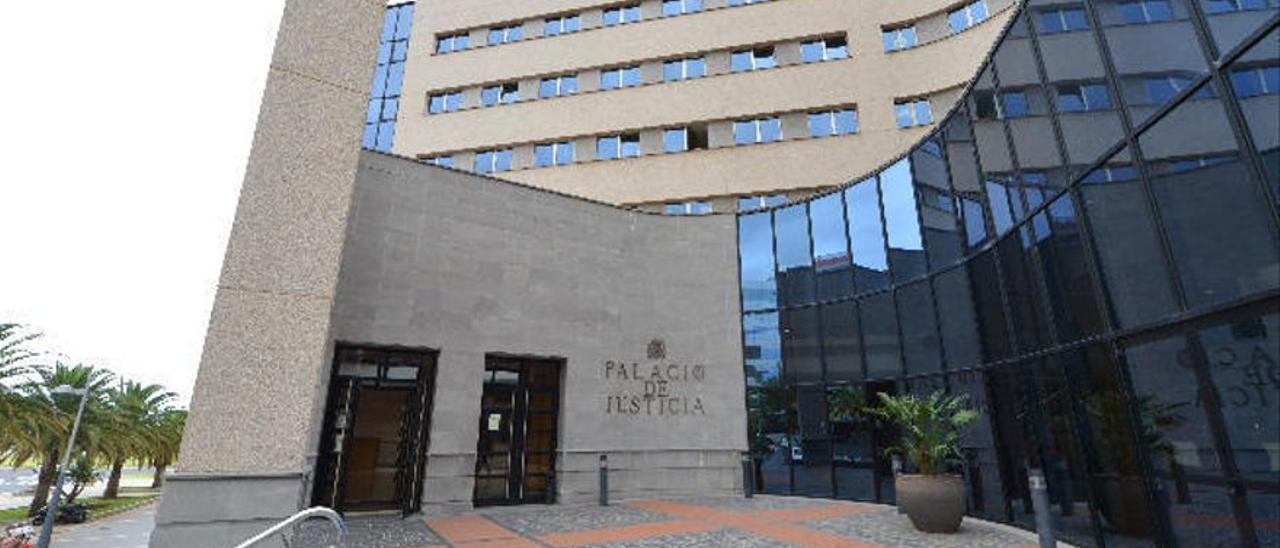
[152,0,1279,546]
[387,0,1022,211]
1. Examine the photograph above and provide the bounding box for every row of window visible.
[424,106,865,173]
[435,0,774,54]
[1036,0,1279,35]
[882,0,994,53]
[425,36,848,114]
[662,193,789,216]
[967,66,1278,121]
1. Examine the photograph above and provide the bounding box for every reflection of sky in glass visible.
[810,193,849,265]
[846,178,888,272]
[365,4,413,151]
[775,205,812,270]
[738,213,776,311]
[880,159,924,252]
[986,179,1014,234]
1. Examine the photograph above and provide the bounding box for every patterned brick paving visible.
[417,495,1058,548]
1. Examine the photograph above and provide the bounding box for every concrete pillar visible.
[150,1,383,546]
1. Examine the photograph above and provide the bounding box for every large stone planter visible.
[896,474,966,533]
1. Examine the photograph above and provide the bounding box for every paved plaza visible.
[294,495,1056,547]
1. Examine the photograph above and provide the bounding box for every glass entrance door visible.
[473,356,561,506]
[313,345,437,515]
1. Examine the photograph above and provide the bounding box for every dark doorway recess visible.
[313,344,438,516]
[473,355,563,506]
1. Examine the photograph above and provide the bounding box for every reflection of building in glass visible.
[741,2,1279,546]
[156,0,1277,546]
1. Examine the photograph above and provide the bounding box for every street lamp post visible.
[36,385,90,548]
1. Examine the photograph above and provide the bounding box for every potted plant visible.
[871,390,978,534]
[1085,391,1186,536]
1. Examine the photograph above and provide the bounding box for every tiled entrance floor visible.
[402,495,1058,547]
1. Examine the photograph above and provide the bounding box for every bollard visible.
[599,454,609,506]
[1028,468,1056,548]
[741,453,754,499]
[892,456,905,514]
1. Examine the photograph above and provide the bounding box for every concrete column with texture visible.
[150,1,383,546]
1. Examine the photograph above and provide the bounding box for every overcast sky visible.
[0,2,291,403]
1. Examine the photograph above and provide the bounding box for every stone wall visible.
[330,151,747,509]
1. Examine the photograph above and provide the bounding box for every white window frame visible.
[1118,0,1172,23]
[895,98,934,128]
[735,117,783,144]
[428,91,463,114]
[1040,6,1088,34]
[600,66,641,89]
[544,14,581,35]
[949,0,989,33]
[802,38,848,62]
[1057,82,1110,111]
[603,4,642,25]
[488,25,522,45]
[738,194,786,211]
[597,134,641,159]
[883,26,918,51]
[426,155,453,168]
[733,48,777,71]
[662,0,702,16]
[664,57,705,80]
[436,33,469,53]
[535,141,576,167]
[809,109,858,136]
[481,83,519,106]
[540,75,578,97]
[474,149,513,173]
[665,201,713,215]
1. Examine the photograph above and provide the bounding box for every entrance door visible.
[473,356,561,506]
[313,345,437,515]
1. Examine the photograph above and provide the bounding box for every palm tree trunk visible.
[103,458,125,499]
[151,462,167,489]
[27,450,58,517]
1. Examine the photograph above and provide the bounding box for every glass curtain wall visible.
[364,3,415,152]
[737,2,1279,546]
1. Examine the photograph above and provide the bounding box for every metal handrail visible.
[233,506,346,548]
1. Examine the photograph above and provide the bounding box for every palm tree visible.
[147,409,187,489]
[102,380,175,498]
[13,363,114,516]
[0,323,43,453]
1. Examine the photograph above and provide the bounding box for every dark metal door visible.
[473,357,561,506]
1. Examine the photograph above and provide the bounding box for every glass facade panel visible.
[913,139,964,268]
[1126,333,1247,547]
[859,293,901,380]
[1200,0,1278,54]
[792,384,834,497]
[744,312,781,385]
[820,302,862,382]
[775,204,815,306]
[748,386,790,495]
[881,159,927,282]
[811,193,854,301]
[739,212,777,311]
[846,178,890,292]
[1139,83,1280,311]
[1230,28,1280,204]
[781,307,821,383]
[731,2,1279,543]
[897,282,942,375]
[1079,148,1179,328]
